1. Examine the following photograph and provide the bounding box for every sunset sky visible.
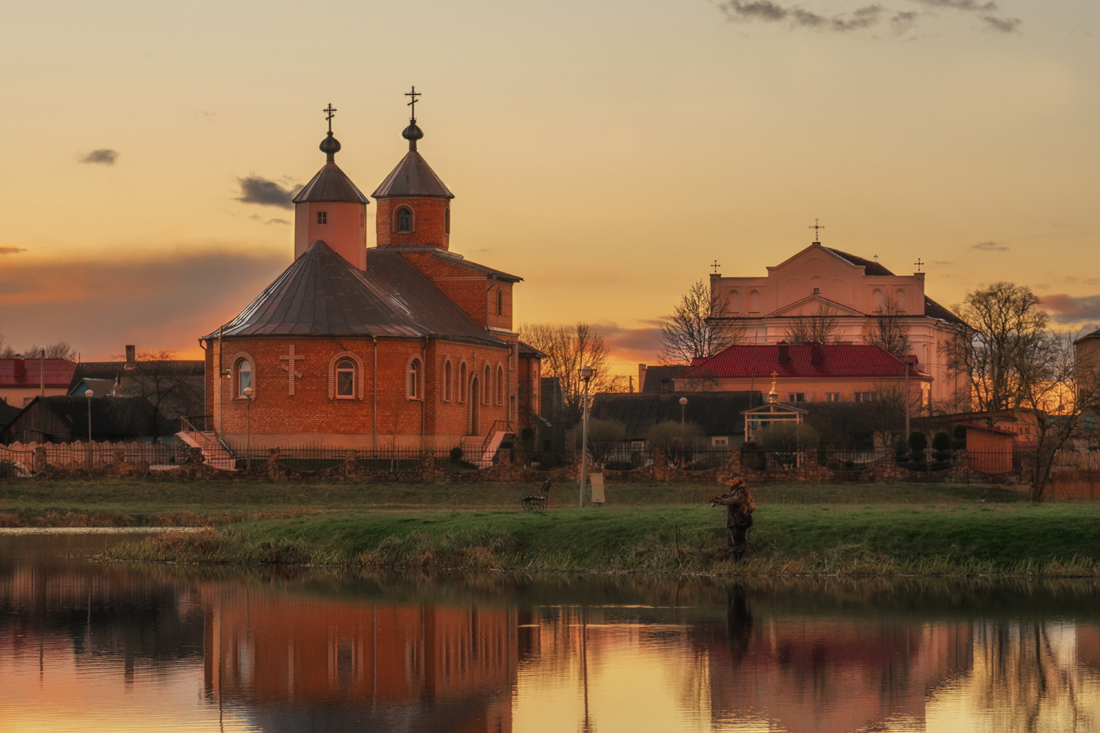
[1,0,1097,372]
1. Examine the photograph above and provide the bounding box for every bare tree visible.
[519,323,614,424]
[868,294,912,357]
[945,282,1049,413]
[21,341,78,360]
[1016,331,1100,502]
[660,280,746,365]
[111,349,204,433]
[0,334,13,358]
[784,303,840,344]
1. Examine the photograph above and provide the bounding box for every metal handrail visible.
[479,419,513,456]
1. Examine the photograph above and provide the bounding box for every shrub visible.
[740,441,766,471]
[573,418,627,466]
[604,461,635,471]
[931,431,952,466]
[952,424,968,450]
[647,420,703,466]
[449,446,464,462]
[908,431,927,467]
[532,452,560,470]
[755,423,820,468]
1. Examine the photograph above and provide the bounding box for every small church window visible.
[497,365,505,405]
[444,207,450,235]
[459,362,468,403]
[409,359,422,399]
[237,360,252,397]
[336,359,355,398]
[397,208,412,233]
[443,360,453,402]
[317,211,327,225]
[496,289,503,317]
[483,364,492,405]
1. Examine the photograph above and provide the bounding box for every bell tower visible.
[292,104,369,269]
[372,87,455,250]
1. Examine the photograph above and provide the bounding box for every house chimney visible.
[39,348,45,396]
[810,341,824,365]
[13,355,25,377]
[125,345,136,370]
[638,364,647,392]
[777,342,790,364]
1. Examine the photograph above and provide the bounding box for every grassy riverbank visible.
[104,502,1100,577]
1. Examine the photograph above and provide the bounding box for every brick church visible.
[202,97,541,452]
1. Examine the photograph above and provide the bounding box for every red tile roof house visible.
[0,357,77,408]
[674,342,931,409]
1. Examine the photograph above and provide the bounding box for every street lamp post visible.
[85,389,94,470]
[579,366,593,509]
[243,386,253,471]
[679,396,688,427]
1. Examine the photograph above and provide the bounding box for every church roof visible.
[207,242,504,347]
[678,343,926,381]
[292,162,369,204]
[372,150,454,199]
[822,247,895,276]
[386,244,522,282]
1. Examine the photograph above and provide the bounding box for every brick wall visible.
[397,250,514,331]
[205,336,514,449]
[376,198,450,249]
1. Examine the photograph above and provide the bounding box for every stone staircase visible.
[176,430,236,470]
[460,430,510,468]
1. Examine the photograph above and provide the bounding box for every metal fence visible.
[223,443,471,472]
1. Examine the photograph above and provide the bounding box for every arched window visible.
[749,290,761,313]
[236,358,252,398]
[496,365,505,405]
[496,289,503,317]
[409,358,422,399]
[396,207,412,233]
[872,288,886,313]
[483,364,492,405]
[459,361,468,403]
[444,206,450,235]
[811,276,822,295]
[895,289,907,313]
[336,359,355,398]
[729,290,741,314]
[442,360,453,402]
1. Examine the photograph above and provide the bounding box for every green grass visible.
[104,503,1100,577]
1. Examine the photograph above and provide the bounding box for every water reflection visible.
[4,535,1100,731]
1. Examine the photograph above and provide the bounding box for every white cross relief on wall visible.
[280,345,305,396]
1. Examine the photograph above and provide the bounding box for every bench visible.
[521,479,552,511]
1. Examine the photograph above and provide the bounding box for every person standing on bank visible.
[712,474,755,562]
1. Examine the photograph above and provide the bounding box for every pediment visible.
[764,294,865,318]
[767,243,859,276]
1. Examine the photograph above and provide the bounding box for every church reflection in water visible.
[6,555,1100,733]
[201,585,519,732]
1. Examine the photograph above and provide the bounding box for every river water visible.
[3,532,1100,732]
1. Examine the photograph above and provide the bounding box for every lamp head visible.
[243,387,253,399]
[679,397,688,406]
[580,366,594,380]
[85,390,94,399]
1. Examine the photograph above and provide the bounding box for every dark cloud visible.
[722,1,887,31]
[910,0,997,10]
[236,176,301,209]
[0,249,287,359]
[78,149,119,166]
[1040,294,1100,322]
[0,246,27,255]
[891,10,920,33]
[981,14,1020,32]
[249,214,292,226]
[971,241,1009,252]
[931,260,953,266]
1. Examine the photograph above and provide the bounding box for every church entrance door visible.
[469,376,480,436]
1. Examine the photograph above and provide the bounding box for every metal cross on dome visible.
[712,259,721,274]
[809,219,824,243]
[323,103,337,134]
[405,86,421,122]
[914,258,924,273]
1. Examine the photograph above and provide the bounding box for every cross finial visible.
[809,219,824,243]
[914,257,924,273]
[712,259,721,274]
[323,103,337,134]
[405,86,421,123]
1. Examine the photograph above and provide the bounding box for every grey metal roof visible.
[386,244,522,283]
[292,162,369,204]
[589,392,760,441]
[206,242,504,347]
[822,247,895,276]
[372,150,454,199]
[641,365,688,393]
